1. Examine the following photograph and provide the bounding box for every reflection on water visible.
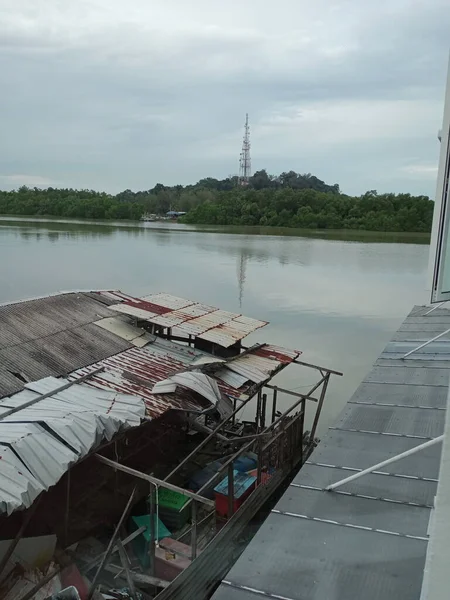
[0,216,430,434]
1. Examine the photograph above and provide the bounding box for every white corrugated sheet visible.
[0,376,145,515]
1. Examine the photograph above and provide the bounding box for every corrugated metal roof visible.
[107,293,267,348]
[0,376,145,515]
[69,338,299,418]
[0,293,132,399]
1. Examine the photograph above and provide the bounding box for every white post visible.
[403,330,450,359]
[326,436,444,491]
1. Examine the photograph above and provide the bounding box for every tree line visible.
[0,169,434,232]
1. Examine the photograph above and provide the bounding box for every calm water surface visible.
[0,217,430,435]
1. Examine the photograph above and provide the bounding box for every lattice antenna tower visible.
[238,113,251,186]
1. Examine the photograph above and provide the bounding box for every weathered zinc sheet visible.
[212,306,450,600]
[107,292,268,348]
[0,293,132,399]
[0,375,145,515]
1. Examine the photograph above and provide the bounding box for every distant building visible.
[166,211,187,219]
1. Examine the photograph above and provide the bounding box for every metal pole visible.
[149,484,155,577]
[191,501,197,560]
[264,383,319,402]
[326,436,444,491]
[88,487,137,600]
[256,389,262,433]
[403,328,450,359]
[257,437,263,485]
[64,469,71,548]
[261,393,267,430]
[271,387,278,423]
[292,359,343,376]
[268,376,327,434]
[309,374,330,442]
[227,463,234,518]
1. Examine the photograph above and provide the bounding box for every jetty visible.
[212,305,450,600]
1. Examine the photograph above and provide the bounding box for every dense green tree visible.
[0,171,434,232]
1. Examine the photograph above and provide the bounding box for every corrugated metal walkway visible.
[211,306,450,600]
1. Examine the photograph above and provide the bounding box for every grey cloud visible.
[0,0,449,194]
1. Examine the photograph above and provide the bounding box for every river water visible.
[0,217,430,435]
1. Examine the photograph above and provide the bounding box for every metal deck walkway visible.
[211,305,450,600]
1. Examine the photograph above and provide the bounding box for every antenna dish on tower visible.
[238,114,251,186]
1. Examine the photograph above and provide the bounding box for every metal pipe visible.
[228,463,234,518]
[271,387,278,423]
[64,469,71,548]
[256,389,262,433]
[292,359,343,377]
[309,374,330,442]
[267,376,326,433]
[261,393,267,430]
[88,487,137,600]
[403,328,450,358]
[95,454,214,507]
[191,501,198,560]
[264,383,319,402]
[326,436,444,491]
[149,484,155,577]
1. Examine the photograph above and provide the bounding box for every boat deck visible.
[211,305,450,600]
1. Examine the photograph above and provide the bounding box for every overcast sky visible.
[1,0,449,196]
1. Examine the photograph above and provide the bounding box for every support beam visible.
[326,436,444,491]
[309,374,330,442]
[95,454,214,507]
[293,358,343,377]
[264,383,319,403]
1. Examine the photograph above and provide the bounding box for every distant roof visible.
[107,292,268,348]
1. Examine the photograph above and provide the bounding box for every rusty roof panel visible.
[105,292,268,347]
[254,345,300,363]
